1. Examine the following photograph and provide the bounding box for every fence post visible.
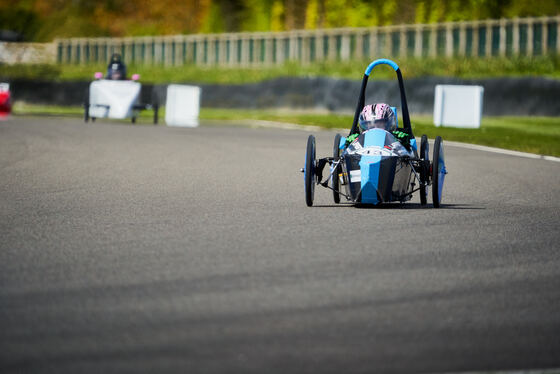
[382,27,390,57]
[290,33,298,61]
[512,18,520,55]
[527,18,534,56]
[557,16,560,54]
[315,31,324,61]
[542,17,548,55]
[228,36,236,66]
[327,32,336,60]
[264,37,273,65]
[341,31,350,60]
[165,37,173,66]
[485,21,492,56]
[415,25,422,57]
[369,28,378,58]
[459,22,466,56]
[218,36,226,65]
[472,23,479,57]
[429,24,437,57]
[446,23,453,57]
[355,30,364,60]
[399,26,407,57]
[82,38,88,64]
[242,37,250,66]
[499,18,507,56]
[207,36,215,65]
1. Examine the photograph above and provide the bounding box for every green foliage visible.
[201,2,226,33]
[0,6,40,41]
[3,0,560,41]
[270,0,285,31]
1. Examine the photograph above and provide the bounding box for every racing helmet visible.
[359,103,396,132]
[107,53,126,80]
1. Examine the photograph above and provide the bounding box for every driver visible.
[347,103,412,149]
[106,53,127,80]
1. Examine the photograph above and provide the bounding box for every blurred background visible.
[2,0,559,40]
[1,0,559,155]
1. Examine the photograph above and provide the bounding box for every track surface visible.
[1,117,559,374]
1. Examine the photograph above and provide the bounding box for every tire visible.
[132,117,136,124]
[432,136,446,208]
[84,88,89,123]
[304,135,316,207]
[419,134,429,205]
[332,133,342,203]
[153,103,159,125]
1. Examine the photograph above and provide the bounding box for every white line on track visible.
[241,119,560,163]
[443,140,560,163]
[436,369,560,374]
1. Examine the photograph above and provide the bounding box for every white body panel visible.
[89,80,141,119]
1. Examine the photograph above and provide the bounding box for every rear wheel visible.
[304,135,316,207]
[332,134,342,203]
[431,136,446,208]
[419,134,429,205]
[84,88,89,123]
[153,104,159,124]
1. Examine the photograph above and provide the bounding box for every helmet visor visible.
[359,117,395,131]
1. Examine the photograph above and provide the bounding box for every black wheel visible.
[153,103,159,125]
[304,135,316,207]
[132,116,136,124]
[84,88,89,123]
[332,133,342,203]
[91,117,96,122]
[419,134,429,205]
[431,136,446,208]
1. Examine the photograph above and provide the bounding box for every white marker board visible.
[165,85,201,127]
[434,85,484,128]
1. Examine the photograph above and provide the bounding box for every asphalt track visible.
[1,116,559,374]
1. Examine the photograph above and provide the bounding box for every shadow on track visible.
[311,203,484,210]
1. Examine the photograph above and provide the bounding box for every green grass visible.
[2,55,560,84]
[11,103,560,157]
[201,109,560,156]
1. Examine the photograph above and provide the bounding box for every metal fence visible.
[55,16,560,66]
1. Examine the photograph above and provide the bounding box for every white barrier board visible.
[89,80,141,119]
[165,84,200,127]
[434,85,484,128]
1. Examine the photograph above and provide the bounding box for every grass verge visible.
[2,56,560,84]
[10,103,560,157]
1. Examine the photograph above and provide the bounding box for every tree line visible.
[1,0,558,42]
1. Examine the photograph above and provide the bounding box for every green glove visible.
[345,133,359,145]
[391,130,411,148]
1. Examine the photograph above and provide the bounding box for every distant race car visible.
[84,54,158,124]
[0,83,12,119]
[302,58,447,207]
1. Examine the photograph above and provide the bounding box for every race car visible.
[0,83,11,119]
[84,54,158,124]
[301,58,447,208]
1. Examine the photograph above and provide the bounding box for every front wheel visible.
[419,134,429,205]
[332,134,342,203]
[304,135,316,207]
[431,136,446,208]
